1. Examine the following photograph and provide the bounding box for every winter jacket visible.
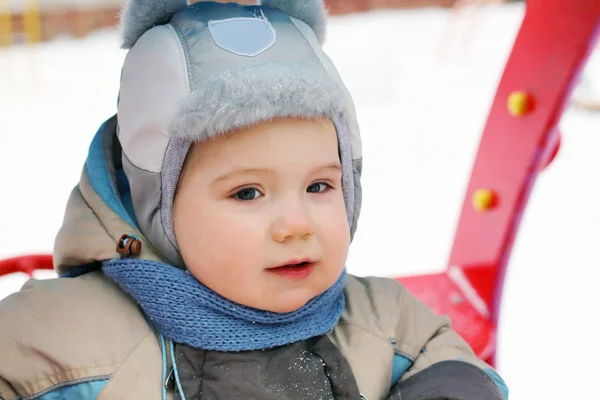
[0,118,508,400]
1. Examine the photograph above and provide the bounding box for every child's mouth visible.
[267,261,315,279]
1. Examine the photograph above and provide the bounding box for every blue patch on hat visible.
[208,12,276,57]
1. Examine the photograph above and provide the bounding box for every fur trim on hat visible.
[169,60,344,141]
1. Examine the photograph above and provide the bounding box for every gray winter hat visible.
[117,0,363,268]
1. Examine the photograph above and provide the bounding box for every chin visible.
[264,296,311,314]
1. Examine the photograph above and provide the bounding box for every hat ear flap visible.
[260,0,328,44]
[120,0,187,49]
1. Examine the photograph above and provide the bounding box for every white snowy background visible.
[1,3,599,398]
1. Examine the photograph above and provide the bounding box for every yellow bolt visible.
[472,189,496,212]
[507,91,533,116]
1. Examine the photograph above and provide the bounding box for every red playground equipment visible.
[398,0,600,366]
[0,0,599,368]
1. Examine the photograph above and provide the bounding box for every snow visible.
[1,3,599,398]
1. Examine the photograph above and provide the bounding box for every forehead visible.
[187,117,338,170]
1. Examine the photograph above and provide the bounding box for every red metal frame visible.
[1,0,599,368]
[0,255,53,277]
[398,0,600,366]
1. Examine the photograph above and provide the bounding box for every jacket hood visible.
[53,116,165,276]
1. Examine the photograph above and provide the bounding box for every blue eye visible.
[234,188,261,201]
[307,182,331,193]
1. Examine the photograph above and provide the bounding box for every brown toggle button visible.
[116,234,142,257]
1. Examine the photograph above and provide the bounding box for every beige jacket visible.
[0,159,494,400]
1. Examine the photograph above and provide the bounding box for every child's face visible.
[173,117,350,313]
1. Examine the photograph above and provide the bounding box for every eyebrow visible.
[210,162,342,186]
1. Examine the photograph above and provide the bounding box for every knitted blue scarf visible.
[102,258,346,351]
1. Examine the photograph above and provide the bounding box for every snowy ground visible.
[1,3,599,398]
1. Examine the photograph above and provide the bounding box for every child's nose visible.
[270,204,314,243]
